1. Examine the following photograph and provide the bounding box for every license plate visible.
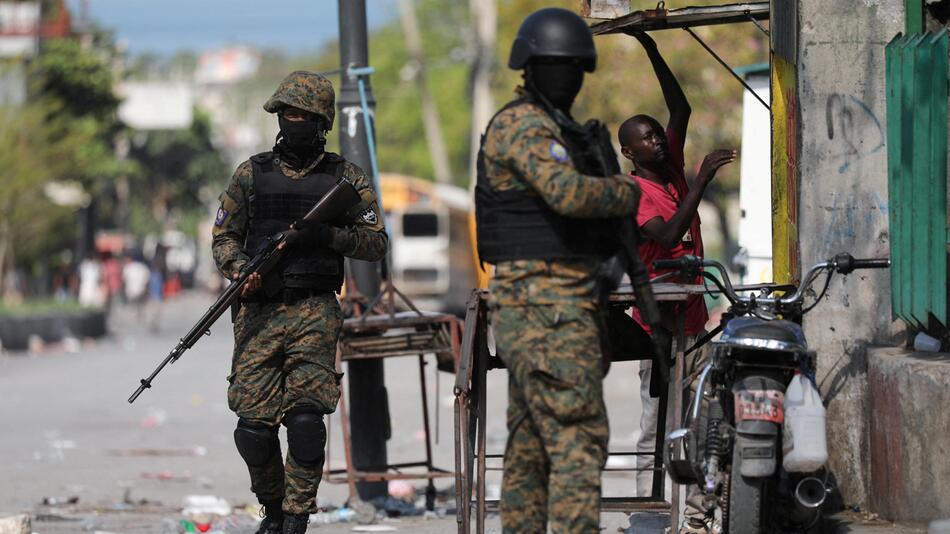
[734,389,785,423]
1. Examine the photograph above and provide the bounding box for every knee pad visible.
[284,408,326,468]
[234,419,279,467]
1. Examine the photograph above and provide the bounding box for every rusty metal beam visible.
[590,2,768,35]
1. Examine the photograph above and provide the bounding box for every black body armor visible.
[474,98,621,264]
[244,151,346,295]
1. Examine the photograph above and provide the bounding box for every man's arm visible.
[211,162,253,277]
[327,162,388,262]
[502,111,640,218]
[640,149,735,248]
[633,31,690,142]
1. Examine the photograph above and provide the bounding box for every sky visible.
[67,0,399,56]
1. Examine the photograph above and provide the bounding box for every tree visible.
[0,100,104,296]
[125,109,229,237]
[0,33,128,299]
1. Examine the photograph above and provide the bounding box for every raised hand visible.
[697,149,737,185]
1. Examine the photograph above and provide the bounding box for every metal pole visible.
[398,0,452,184]
[338,0,390,501]
[683,27,770,112]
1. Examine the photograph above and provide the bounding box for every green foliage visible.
[33,38,120,120]
[370,1,472,184]
[125,108,230,234]
[0,100,101,272]
[0,297,86,317]
[0,34,127,295]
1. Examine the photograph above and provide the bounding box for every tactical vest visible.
[475,98,620,264]
[244,151,346,294]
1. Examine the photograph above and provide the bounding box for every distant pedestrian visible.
[145,259,164,331]
[78,253,105,308]
[102,251,123,307]
[122,254,150,317]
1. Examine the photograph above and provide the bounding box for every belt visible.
[243,288,333,305]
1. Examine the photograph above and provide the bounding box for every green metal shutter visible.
[885,30,949,329]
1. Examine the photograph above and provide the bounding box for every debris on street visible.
[181,495,231,517]
[110,446,207,457]
[41,495,79,506]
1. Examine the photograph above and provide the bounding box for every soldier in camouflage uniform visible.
[474,9,641,533]
[212,71,387,534]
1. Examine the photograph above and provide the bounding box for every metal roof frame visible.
[590,2,771,110]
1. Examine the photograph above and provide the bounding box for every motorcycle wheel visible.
[726,444,769,534]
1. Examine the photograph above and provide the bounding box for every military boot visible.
[255,499,283,534]
[282,513,309,534]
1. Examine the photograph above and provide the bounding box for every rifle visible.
[128,176,362,404]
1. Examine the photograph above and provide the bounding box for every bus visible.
[378,174,478,315]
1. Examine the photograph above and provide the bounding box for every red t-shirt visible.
[629,128,708,335]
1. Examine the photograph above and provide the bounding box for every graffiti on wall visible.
[825,93,885,174]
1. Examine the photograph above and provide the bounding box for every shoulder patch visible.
[359,206,378,225]
[214,207,229,226]
[549,141,569,163]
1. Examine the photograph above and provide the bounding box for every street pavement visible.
[0,291,926,533]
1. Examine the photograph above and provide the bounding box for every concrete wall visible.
[796,0,905,507]
[868,347,950,521]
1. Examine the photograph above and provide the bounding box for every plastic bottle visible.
[783,372,828,472]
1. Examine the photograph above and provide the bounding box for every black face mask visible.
[528,62,585,110]
[278,116,326,155]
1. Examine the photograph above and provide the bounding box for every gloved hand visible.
[288,219,333,247]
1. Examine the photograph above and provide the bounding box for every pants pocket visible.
[529,365,600,424]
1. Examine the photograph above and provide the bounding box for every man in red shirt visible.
[618,31,735,534]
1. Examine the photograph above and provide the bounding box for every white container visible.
[783,373,828,472]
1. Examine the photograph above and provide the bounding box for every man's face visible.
[621,117,668,166]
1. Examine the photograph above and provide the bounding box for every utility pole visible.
[397,0,452,184]
[467,0,496,183]
[337,0,390,501]
[467,0,497,289]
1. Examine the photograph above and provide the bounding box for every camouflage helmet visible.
[263,70,336,129]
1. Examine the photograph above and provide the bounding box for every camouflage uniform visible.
[212,71,388,517]
[482,95,640,533]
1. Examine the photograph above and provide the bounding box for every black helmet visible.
[508,8,596,72]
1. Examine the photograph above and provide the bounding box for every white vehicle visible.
[381,174,476,314]
[735,64,773,284]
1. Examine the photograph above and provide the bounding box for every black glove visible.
[289,219,333,247]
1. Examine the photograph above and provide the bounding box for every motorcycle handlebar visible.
[650,253,890,310]
[653,256,705,272]
[834,253,890,274]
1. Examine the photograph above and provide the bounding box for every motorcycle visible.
[660,253,889,533]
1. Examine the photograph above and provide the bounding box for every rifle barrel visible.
[127,177,361,404]
[128,280,245,404]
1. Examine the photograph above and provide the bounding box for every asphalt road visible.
[0,291,923,534]
[0,291,648,533]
